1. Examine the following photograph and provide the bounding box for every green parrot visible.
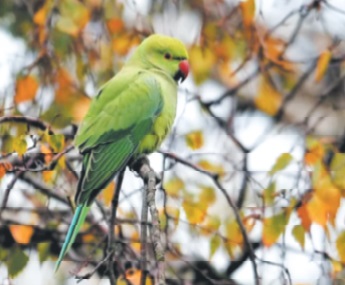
[55,34,189,271]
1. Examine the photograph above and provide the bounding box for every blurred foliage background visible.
[2,0,345,284]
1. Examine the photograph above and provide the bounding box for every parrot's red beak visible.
[174,60,189,83]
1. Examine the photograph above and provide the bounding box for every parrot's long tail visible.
[55,205,90,272]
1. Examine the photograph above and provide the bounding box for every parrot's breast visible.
[138,72,177,153]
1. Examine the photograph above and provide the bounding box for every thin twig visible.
[107,169,125,284]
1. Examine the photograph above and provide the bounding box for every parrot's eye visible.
[164,53,172,60]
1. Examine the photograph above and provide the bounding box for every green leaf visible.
[292,225,305,249]
[209,235,221,259]
[0,247,8,261]
[263,181,276,205]
[6,247,29,278]
[336,231,345,262]
[269,153,293,175]
[263,211,290,247]
[38,242,50,264]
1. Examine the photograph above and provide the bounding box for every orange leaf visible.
[9,225,34,244]
[34,2,51,26]
[315,50,332,82]
[263,36,295,71]
[297,204,312,232]
[99,181,115,207]
[40,144,54,164]
[15,75,39,104]
[56,68,73,88]
[106,18,124,34]
[308,162,341,226]
[306,194,328,226]
[72,96,91,123]
[255,77,282,116]
[117,269,152,285]
[0,162,11,179]
[304,137,324,166]
[240,0,255,26]
[186,130,204,150]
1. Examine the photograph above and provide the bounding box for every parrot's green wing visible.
[75,70,163,205]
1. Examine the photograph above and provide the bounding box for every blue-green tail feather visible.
[54,205,90,272]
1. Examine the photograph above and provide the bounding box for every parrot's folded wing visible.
[75,72,163,205]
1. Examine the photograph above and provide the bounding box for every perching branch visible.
[131,155,166,285]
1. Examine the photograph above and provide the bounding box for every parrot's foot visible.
[129,155,161,184]
[129,154,150,172]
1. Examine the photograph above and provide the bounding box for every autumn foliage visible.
[1,0,345,284]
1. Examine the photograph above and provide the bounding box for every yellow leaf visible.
[330,153,345,189]
[331,260,343,278]
[182,200,207,225]
[269,153,293,175]
[56,17,79,37]
[199,186,216,206]
[112,34,139,56]
[164,177,184,197]
[9,225,34,244]
[224,219,243,258]
[240,0,255,26]
[263,211,289,247]
[309,162,341,225]
[130,232,141,253]
[99,181,115,207]
[43,170,55,183]
[46,134,65,153]
[57,0,90,36]
[200,215,220,235]
[336,231,345,262]
[255,77,282,116]
[197,160,225,177]
[304,137,324,166]
[186,130,204,150]
[209,235,222,259]
[15,75,39,104]
[12,136,27,157]
[159,206,180,229]
[189,45,216,85]
[315,50,332,82]
[292,225,305,249]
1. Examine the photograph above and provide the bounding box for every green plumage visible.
[55,34,188,271]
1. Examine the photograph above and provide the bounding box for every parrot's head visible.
[134,34,189,83]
